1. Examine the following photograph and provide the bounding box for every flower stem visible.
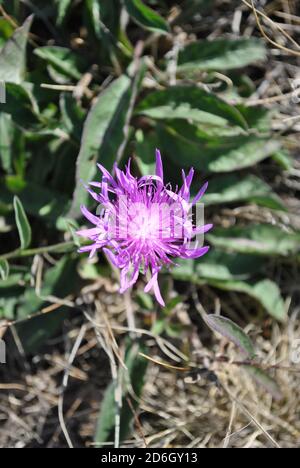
[0,241,75,262]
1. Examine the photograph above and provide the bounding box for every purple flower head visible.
[77,149,212,306]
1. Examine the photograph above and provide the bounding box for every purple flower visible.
[77,150,212,306]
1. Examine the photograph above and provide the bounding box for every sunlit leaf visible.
[0,259,9,281]
[34,46,86,80]
[13,195,32,249]
[124,0,169,34]
[137,86,247,129]
[201,174,286,210]
[207,224,300,256]
[205,314,256,358]
[177,38,266,72]
[0,15,33,84]
[207,279,287,322]
[158,123,280,173]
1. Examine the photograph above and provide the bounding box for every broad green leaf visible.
[201,174,286,210]
[34,46,86,80]
[235,105,272,132]
[0,259,9,280]
[172,259,286,321]
[207,279,287,322]
[172,251,265,283]
[13,196,32,249]
[70,67,144,215]
[204,314,256,358]
[243,366,283,401]
[95,341,148,445]
[177,38,266,72]
[195,251,265,281]
[158,123,281,172]
[207,224,300,256]
[124,0,169,34]
[0,15,33,84]
[137,86,247,129]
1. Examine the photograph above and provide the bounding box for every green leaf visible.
[56,0,73,25]
[124,0,169,34]
[136,291,154,310]
[195,251,265,281]
[201,174,286,210]
[95,341,148,445]
[34,46,86,80]
[272,150,293,170]
[60,93,85,141]
[13,195,32,249]
[207,279,287,322]
[0,181,69,224]
[243,366,283,401]
[85,0,102,38]
[172,251,265,283]
[0,15,33,84]
[70,67,144,216]
[235,104,272,132]
[172,257,286,321]
[137,86,248,129]
[16,256,79,351]
[204,314,256,358]
[0,259,9,280]
[207,224,300,256]
[0,113,13,172]
[158,123,281,172]
[2,82,39,127]
[177,38,266,73]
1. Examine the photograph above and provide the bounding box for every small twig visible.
[223,402,237,448]
[247,89,297,106]
[242,0,300,56]
[41,84,77,91]
[221,382,281,448]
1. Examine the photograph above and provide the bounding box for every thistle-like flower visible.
[77,150,212,306]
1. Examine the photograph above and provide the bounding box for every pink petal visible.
[192,181,208,205]
[80,205,100,225]
[155,149,164,181]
